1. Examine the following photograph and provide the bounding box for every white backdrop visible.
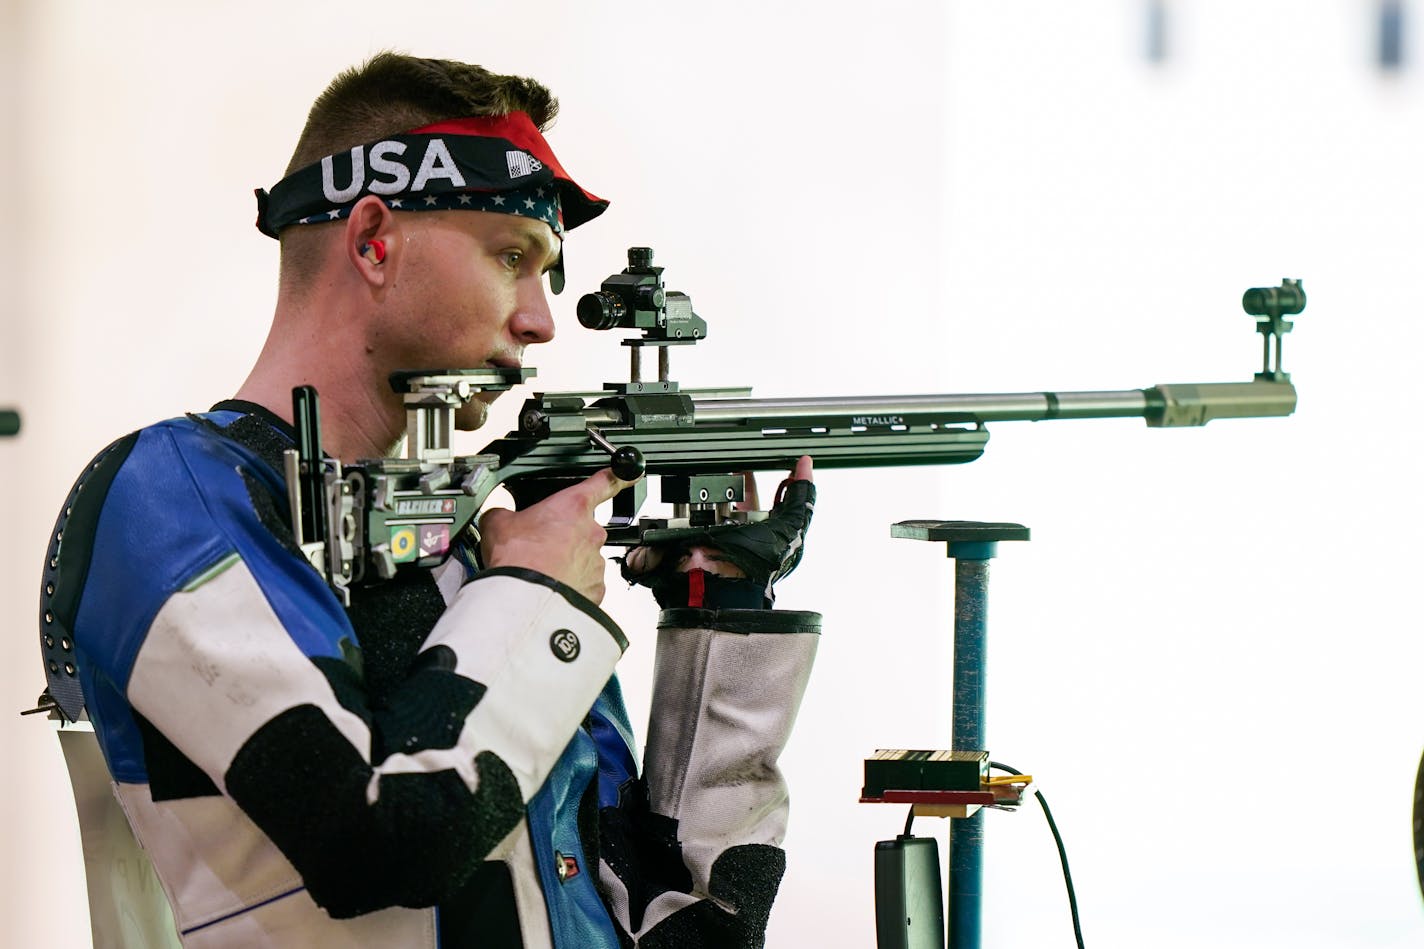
[2,2,1421,947]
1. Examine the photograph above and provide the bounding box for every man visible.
[39,53,818,947]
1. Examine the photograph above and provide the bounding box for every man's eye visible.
[501,251,523,270]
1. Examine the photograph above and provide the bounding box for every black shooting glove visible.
[621,477,816,610]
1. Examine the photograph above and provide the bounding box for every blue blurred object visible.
[1380,0,1406,70]
[1146,0,1169,64]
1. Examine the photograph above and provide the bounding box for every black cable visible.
[903,805,916,838]
[990,760,1084,949]
[1413,748,1424,900]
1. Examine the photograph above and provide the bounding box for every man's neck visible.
[234,306,405,463]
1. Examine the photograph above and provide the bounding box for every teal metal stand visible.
[891,520,1029,949]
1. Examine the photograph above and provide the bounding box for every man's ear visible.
[344,195,397,289]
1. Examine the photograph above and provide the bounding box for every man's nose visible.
[512,279,555,344]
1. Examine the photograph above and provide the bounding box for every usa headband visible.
[254,113,608,289]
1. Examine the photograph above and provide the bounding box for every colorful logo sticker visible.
[391,526,418,563]
[419,524,450,558]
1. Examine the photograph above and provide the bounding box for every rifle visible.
[286,247,1303,607]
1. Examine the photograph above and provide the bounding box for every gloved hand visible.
[621,457,814,609]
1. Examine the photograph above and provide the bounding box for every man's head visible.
[256,53,606,433]
[271,53,572,287]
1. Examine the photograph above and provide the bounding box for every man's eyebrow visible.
[499,219,561,271]
[539,245,563,276]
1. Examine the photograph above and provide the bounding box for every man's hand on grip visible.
[479,468,635,605]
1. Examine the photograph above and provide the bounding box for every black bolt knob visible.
[611,446,646,481]
[627,246,654,270]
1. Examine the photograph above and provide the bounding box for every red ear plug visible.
[360,240,386,264]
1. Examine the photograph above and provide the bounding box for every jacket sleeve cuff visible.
[411,566,627,798]
[656,607,822,635]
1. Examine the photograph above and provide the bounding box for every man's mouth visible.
[485,353,523,371]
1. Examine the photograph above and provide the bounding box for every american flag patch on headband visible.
[506,150,543,179]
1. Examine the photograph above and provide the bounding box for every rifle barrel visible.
[689,390,1148,423]
[686,379,1296,428]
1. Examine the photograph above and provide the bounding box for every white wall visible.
[1,2,1420,947]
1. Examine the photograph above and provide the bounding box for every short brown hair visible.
[278,52,558,284]
[284,52,558,175]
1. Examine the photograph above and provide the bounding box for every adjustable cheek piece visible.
[360,241,387,264]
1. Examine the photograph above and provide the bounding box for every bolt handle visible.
[587,425,647,480]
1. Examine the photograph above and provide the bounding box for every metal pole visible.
[891,520,1028,949]
[947,544,995,949]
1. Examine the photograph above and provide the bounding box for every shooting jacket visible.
[48,404,820,948]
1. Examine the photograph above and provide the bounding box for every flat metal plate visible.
[890,520,1030,543]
